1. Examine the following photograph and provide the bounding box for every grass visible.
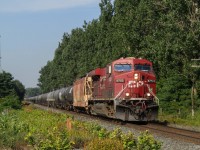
[159,110,200,127]
[0,105,162,149]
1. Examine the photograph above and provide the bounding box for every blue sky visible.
[0,0,101,88]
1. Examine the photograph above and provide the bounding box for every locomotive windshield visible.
[114,64,132,71]
[134,64,152,72]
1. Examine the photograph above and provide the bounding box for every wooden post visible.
[66,118,72,130]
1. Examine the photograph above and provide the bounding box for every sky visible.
[0,0,101,88]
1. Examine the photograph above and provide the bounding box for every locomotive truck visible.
[27,57,159,122]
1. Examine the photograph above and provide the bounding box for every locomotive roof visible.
[113,57,152,65]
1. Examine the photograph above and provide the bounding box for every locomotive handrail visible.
[114,83,129,100]
[114,83,129,111]
[146,84,160,105]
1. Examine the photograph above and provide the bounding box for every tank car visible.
[28,86,73,110]
[73,57,159,121]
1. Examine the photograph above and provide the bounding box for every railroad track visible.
[32,104,200,145]
[125,123,200,145]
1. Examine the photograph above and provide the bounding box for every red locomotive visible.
[27,57,159,122]
[73,57,158,121]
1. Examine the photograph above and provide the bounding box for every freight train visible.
[27,57,159,122]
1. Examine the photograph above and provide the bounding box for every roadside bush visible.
[0,95,21,112]
[137,131,162,150]
[69,121,106,148]
[85,138,124,150]
[0,111,28,149]
[35,126,71,149]
[85,127,161,150]
[23,109,73,149]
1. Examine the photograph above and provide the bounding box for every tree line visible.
[38,0,200,115]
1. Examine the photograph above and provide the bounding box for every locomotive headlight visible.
[125,93,130,97]
[147,93,151,97]
[134,73,139,80]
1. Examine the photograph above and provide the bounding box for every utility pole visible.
[0,35,2,73]
[191,59,200,118]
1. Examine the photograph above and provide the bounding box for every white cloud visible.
[0,0,99,13]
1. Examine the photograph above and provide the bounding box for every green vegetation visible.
[0,71,25,101]
[0,96,22,112]
[0,106,162,149]
[0,71,14,98]
[0,71,25,113]
[159,110,200,127]
[37,0,200,122]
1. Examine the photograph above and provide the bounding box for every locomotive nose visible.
[125,71,156,99]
